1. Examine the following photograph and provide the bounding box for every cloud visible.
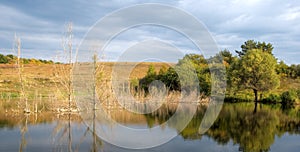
[177,0,300,63]
[280,6,300,21]
[0,3,86,60]
[0,4,53,30]
[113,39,185,63]
[0,0,299,64]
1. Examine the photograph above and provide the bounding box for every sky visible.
[0,0,299,64]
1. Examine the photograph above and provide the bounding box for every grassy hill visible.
[0,62,171,98]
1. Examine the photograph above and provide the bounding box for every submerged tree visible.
[230,49,279,102]
[14,34,29,113]
[54,22,75,111]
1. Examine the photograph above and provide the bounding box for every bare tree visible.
[92,52,105,109]
[64,23,74,109]
[14,34,29,113]
[54,22,76,111]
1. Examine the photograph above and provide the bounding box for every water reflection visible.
[51,114,74,152]
[207,104,279,152]
[0,103,300,152]
[143,103,300,152]
[19,114,28,152]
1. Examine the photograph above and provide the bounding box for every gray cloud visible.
[0,0,299,64]
[178,0,300,63]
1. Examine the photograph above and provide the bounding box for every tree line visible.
[139,40,300,105]
[0,53,55,64]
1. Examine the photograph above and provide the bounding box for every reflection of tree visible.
[52,114,73,152]
[280,104,295,115]
[180,109,204,140]
[144,104,176,128]
[68,114,72,152]
[206,104,280,151]
[90,111,103,152]
[144,114,157,128]
[235,110,278,151]
[277,108,300,135]
[52,114,102,152]
[170,103,300,152]
[73,119,103,152]
[75,105,103,152]
[144,103,297,151]
[19,114,29,152]
[143,104,206,139]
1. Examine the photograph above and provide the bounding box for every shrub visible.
[140,66,181,93]
[296,89,300,99]
[224,96,252,103]
[23,58,30,64]
[130,78,139,92]
[281,90,297,106]
[139,65,158,93]
[262,94,281,103]
[0,54,8,63]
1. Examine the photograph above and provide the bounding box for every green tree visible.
[296,64,300,77]
[140,54,211,95]
[214,49,235,65]
[288,64,298,78]
[139,65,157,92]
[177,54,211,95]
[160,67,180,91]
[236,40,273,57]
[0,54,8,63]
[158,65,168,75]
[281,90,297,108]
[6,54,15,63]
[276,60,289,76]
[230,49,279,102]
[147,64,156,76]
[178,54,207,66]
[219,49,235,65]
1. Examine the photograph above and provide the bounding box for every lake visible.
[0,102,300,152]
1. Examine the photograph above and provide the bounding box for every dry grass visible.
[0,62,173,111]
[96,62,173,79]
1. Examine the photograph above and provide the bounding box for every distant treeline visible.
[0,53,56,64]
[276,61,300,78]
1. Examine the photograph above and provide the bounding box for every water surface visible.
[1,103,300,152]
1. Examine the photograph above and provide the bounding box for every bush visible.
[224,96,252,103]
[0,54,8,63]
[130,78,139,92]
[159,67,180,91]
[262,94,281,104]
[139,66,181,93]
[296,89,300,99]
[281,90,297,106]
[139,65,158,93]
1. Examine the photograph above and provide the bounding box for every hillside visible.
[0,62,172,97]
